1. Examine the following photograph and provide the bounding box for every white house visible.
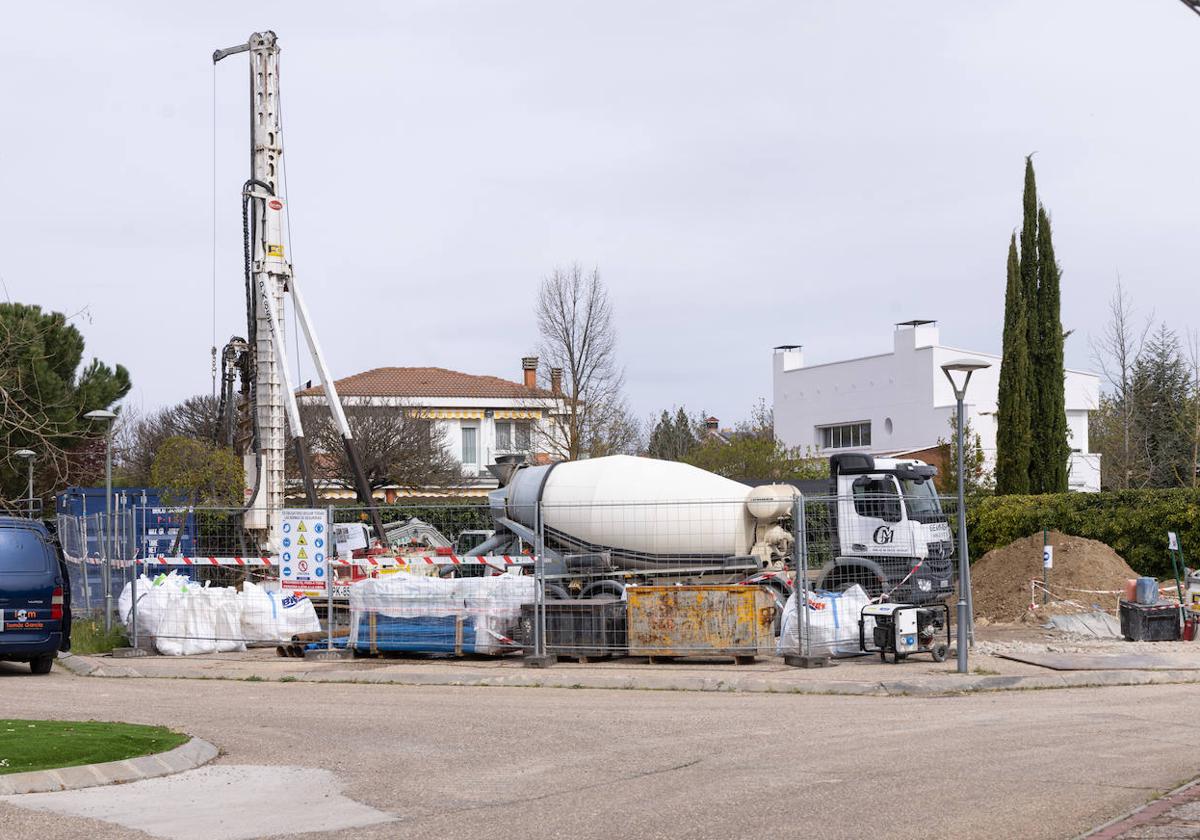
[297,357,565,499]
[772,320,1102,492]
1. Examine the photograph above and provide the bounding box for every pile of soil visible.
[971,531,1138,623]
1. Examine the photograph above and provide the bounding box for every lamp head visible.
[84,409,117,423]
[13,449,35,461]
[940,357,991,399]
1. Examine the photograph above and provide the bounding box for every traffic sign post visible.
[280,508,329,593]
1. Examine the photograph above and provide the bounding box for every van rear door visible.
[0,526,59,645]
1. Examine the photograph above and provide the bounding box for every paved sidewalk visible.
[57,647,1200,696]
[1085,778,1200,838]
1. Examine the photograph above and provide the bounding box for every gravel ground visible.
[0,665,1197,839]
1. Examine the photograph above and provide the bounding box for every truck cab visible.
[815,453,955,605]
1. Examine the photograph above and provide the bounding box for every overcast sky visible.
[2,1,1198,429]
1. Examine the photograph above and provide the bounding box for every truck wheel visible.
[579,580,624,601]
[817,566,884,599]
[931,644,948,663]
[30,655,53,675]
[544,583,571,601]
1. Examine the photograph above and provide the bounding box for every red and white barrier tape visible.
[65,554,535,568]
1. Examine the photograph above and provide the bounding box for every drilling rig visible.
[213,31,383,551]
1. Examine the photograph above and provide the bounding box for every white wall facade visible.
[772,322,1102,492]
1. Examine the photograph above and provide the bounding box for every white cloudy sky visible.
[1,1,1197,428]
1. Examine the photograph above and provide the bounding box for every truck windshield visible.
[899,479,942,516]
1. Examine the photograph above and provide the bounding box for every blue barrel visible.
[1135,577,1158,605]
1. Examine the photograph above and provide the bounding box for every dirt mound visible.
[971,531,1138,622]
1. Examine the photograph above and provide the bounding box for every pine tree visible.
[646,407,699,461]
[995,233,1032,493]
[1034,206,1069,492]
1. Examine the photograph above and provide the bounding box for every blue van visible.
[0,517,71,674]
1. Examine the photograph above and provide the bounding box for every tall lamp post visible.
[940,358,990,674]
[13,449,35,518]
[84,409,117,632]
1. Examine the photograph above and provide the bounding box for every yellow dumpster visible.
[626,585,775,664]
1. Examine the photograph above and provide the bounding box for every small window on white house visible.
[461,426,478,466]
[818,422,871,450]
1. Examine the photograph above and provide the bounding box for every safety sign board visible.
[280,508,329,592]
[1043,545,1053,569]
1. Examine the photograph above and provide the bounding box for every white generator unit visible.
[859,603,950,663]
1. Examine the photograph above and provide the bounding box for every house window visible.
[495,421,531,453]
[818,421,871,450]
[461,426,478,466]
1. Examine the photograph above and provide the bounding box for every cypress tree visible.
[1034,206,1070,492]
[1018,156,1043,491]
[995,233,1032,494]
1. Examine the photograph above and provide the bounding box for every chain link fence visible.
[54,491,967,663]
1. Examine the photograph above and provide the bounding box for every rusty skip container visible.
[626,585,775,664]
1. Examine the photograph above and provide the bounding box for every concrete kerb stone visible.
[0,736,218,796]
[52,653,1200,697]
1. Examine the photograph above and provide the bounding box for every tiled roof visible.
[297,367,550,399]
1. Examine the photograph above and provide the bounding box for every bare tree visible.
[1089,280,1151,489]
[115,395,221,485]
[1186,329,1200,489]
[295,404,462,491]
[534,265,634,460]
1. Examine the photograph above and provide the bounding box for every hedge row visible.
[966,489,1200,579]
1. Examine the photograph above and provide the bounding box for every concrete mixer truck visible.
[472,453,955,606]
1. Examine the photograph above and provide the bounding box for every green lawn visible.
[0,720,188,775]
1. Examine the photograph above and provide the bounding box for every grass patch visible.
[972,667,1001,676]
[0,720,187,775]
[70,619,128,655]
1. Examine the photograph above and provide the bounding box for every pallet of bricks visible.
[347,572,536,655]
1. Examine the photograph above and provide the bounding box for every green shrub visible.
[967,489,1200,578]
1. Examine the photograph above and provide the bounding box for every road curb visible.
[54,653,1200,696]
[54,652,98,677]
[0,735,218,796]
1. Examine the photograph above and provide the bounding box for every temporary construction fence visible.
[55,490,968,662]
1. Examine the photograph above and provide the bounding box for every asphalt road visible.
[0,664,1197,839]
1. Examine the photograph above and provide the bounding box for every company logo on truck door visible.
[872,526,895,545]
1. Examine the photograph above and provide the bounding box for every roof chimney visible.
[550,368,563,396]
[521,356,538,389]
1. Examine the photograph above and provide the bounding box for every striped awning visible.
[416,409,485,420]
[494,409,543,420]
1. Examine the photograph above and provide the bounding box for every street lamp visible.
[13,449,35,518]
[84,409,117,631]
[940,358,990,674]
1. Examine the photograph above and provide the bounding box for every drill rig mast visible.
[214,31,384,550]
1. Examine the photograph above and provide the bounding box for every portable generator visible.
[859,603,950,663]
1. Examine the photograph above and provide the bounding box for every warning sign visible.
[280,508,328,592]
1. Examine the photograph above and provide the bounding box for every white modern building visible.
[772,320,1102,492]
[297,357,566,499]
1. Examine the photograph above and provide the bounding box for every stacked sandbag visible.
[118,574,318,655]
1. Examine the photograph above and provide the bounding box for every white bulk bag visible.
[777,585,873,657]
[240,581,321,642]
